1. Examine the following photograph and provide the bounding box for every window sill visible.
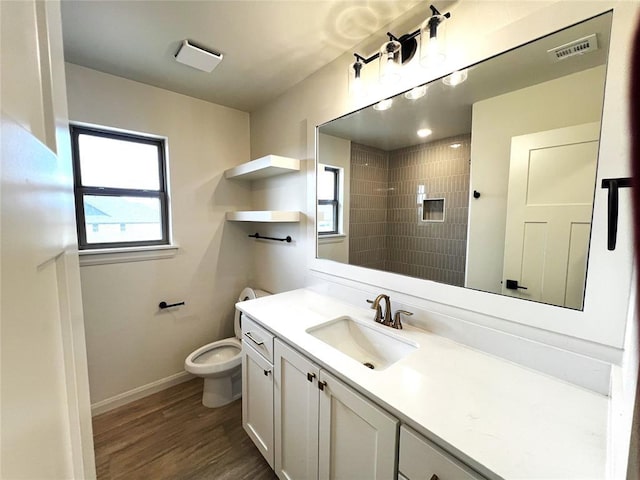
[318,234,346,244]
[78,244,179,266]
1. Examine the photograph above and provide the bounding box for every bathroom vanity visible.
[235,1,639,478]
[238,289,608,480]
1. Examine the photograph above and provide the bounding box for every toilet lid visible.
[234,287,270,338]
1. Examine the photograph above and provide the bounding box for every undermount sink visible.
[306,316,418,371]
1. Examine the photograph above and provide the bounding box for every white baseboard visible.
[91,371,194,416]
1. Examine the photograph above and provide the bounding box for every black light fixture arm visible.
[427,5,451,38]
[386,29,421,44]
[354,52,379,65]
[429,4,451,18]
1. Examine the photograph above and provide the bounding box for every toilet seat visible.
[184,286,271,408]
[184,338,241,376]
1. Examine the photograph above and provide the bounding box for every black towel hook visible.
[601,177,632,251]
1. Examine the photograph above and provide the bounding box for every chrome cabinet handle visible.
[307,372,316,382]
[263,369,271,376]
[318,380,327,391]
[244,331,264,346]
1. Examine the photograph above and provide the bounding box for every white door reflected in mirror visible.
[501,123,600,309]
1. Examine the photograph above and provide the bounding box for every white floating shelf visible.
[226,211,301,223]
[224,155,300,181]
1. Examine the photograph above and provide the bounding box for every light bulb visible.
[417,128,432,138]
[404,85,427,100]
[373,99,393,111]
[443,69,468,86]
[419,14,447,67]
[428,37,439,56]
[379,40,402,85]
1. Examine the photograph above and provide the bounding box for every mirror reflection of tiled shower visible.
[349,134,470,286]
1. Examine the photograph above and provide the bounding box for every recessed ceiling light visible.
[417,128,432,138]
[450,143,462,148]
[443,69,468,86]
[404,85,427,100]
[175,40,223,73]
[373,99,393,111]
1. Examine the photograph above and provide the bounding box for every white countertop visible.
[237,288,609,480]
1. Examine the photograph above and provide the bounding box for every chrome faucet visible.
[367,294,392,326]
[391,310,413,329]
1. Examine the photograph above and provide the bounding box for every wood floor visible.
[92,378,278,480]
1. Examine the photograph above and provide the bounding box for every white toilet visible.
[184,287,270,408]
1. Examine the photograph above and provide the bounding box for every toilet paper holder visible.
[159,301,185,309]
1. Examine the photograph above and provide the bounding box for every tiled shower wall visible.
[349,135,471,286]
[349,143,389,270]
[387,134,471,286]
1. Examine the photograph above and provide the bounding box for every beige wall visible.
[467,66,607,294]
[65,64,252,407]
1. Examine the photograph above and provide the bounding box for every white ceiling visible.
[60,0,424,113]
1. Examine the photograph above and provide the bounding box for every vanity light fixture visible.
[349,4,451,92]
[450,143,462,149]
[419,5,450,67]
[417,128,432,138]
[443,69,468,86]
[373,98,393,111]
[404,85,428,100]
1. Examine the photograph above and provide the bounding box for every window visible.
[70,125,170,250]
[318,165,340,235]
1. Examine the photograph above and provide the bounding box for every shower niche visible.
[421,198,445,223]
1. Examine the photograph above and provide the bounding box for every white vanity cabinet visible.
[241,317,275,468]
[274,339,398,480]
[398,426,485,480]
[317,368,398,479]
[273,338,320,479]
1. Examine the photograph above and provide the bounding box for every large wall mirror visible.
[316,12,612,311]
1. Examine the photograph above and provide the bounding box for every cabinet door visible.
[242,341,274,468]
[399,426,484,480]
[318,370,398,480]
[274,339,320,480]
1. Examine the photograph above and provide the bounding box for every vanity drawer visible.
[399,426,484,480]
[242,315,274,362]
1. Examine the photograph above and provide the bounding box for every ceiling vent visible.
[547,33,598,62]
[175,40,223,73]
